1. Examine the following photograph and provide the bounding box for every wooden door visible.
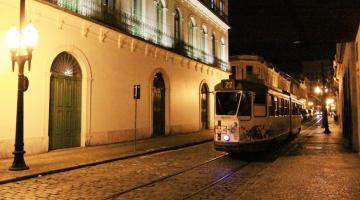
[153,73,165,136]
[49,76,81,150]
[201,84,209,129]
[49,52,82,150]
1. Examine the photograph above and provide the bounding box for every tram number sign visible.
[133,85,141,99]
[221,79,235,90]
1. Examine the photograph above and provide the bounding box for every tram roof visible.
[215,79,288,95]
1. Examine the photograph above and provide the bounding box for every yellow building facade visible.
[334,24,360,153]
[0,0,230,158]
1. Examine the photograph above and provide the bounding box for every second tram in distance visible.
[214,79,302,152]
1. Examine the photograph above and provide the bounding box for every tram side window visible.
[284,100,289,115]
[254,92,266,117]
[292,102,296,115]
[278,98,283,115]
[238,92,252,117]
[277,98,282,116]
[274,97,278,116]
[268,95,275,116]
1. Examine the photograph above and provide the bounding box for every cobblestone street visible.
[0,143,225,200]
[0,118,360,200]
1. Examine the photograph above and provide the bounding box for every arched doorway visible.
[201,83,209,129]
[153,73,165,136]
[49,52,82,150]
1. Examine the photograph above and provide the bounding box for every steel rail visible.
[104,153,229,200]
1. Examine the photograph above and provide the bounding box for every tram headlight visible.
[224,134,230,141]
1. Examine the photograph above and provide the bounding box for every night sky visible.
[228,0,360,74]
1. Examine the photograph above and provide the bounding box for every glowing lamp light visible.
[224,135,230,141]
[326,98,334,105]
[6,26,20,50]
[314,86,322,94]
[308,102,314,106]
[22,22,39,49]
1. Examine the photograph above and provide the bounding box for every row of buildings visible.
[1,0,358,159]
[229,54,308,102]
[0,0,230,158]
[334,25,360,153]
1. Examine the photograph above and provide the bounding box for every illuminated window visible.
[200,25,208,61]
[211,0,215,9]
[156,0,165,44]
[132,0,142,36]
[174,9,181,46]
[212,33,216,59]
[220,0,224,16]
[188,17,196,56]
[220,37,225,61]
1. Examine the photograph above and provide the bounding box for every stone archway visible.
[49,52,82,150]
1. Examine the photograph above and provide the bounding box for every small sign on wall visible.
[133,85,140,99]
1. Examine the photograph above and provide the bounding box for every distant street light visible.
[314,86,322,94]
[6,0,38,171]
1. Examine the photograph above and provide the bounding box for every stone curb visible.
[0,138,212,185]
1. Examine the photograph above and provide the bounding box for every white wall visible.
[0,0,229,158]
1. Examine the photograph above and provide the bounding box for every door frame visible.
[43,47,92,150]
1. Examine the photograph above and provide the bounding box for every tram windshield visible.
[215,92,241,115]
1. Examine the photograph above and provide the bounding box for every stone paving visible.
[0,130,213,183]
[232,119,360,200]
[1,117,360,200]
[0,143,225,200]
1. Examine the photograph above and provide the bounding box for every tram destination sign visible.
[221,79,235,90]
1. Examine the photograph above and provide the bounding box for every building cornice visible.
[184,0,230,31]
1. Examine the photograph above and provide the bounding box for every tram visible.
[214,79,302,152]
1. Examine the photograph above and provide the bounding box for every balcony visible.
[41,0,229,71]
[198,0,228,24]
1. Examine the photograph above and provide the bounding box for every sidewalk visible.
[0,130,213,184]
[232,118,360,200]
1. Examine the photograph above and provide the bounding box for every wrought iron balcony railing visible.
[43,0,229,71]
[198,0,228,23]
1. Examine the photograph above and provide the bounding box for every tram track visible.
[106,156,250,200]
[104,119,321,200]
[104,153,236,200]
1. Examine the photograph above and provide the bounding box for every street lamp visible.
[321,63,331,134]
[6,0,38,171]
[314,86,322,95]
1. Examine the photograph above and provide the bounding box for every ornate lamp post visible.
[5,0,38,171]
[321,63,331,134]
